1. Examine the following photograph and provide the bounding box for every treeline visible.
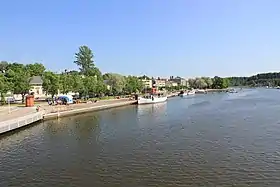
[227,72,280,87]
[0,46,144,103]
[0,45,233,104]
[187,76,229,90]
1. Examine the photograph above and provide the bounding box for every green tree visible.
[138,75,150,80]
[202,77,213,88]
[71,73,84,94]
[104,73,126,95]
[0,61,9,73]
[6,63,31,103]
[222,78,229,88]
[125,76,144,94]
[188,78,196,89]
[103,73,111,80]
[212,76,229,89]
[74,45,102,78]
[82,76,97,97]
[59,73,73,94]
[26,63,46,76]
[194,77,207,89]
[0,74,11,104]
[95,80,107,96]
[42,71,60,101]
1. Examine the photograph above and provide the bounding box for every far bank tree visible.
[42,71,60,101]
[74,45,105,97]
[5,63,31,103]
[0,74,10,103]
[26,63,46,76]
[125,76,143,94]
[212,76,229,89]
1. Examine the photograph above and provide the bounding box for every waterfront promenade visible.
[42,98,137,119]
[0,98,137,134]
[0,107,38,122]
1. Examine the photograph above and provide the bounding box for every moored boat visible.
[195,89,206,94]
[138,94,167,105]
[138,79,168,104]
[179,90,196,97]
[187,90,196,95]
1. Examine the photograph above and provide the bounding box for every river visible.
[1,88,280,186]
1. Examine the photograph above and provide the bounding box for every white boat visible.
[187,90,196,95]
[179,90,195,97]
[179,92,188,97]
[138,95,167,105]
[195,89,206,94]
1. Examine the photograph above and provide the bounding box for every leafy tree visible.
[222,78,229,88]
[5,63,31,103]
[125,76,144,94]
[0,61,9,73]
[74,45,102,78]
[103,73,111,80]
[212,76,229,89]
[194,78,207,89]
[138,75,150,80]
[26,63,46,76]
[0,74,11,104]
[104,73,126,95]
[188,78,196,89]
[71,73,84,94]
[95,80,107,96]
[82,76,97,97]
[42,71,60,101]
[59,73,73,94]
[202,77,213,88]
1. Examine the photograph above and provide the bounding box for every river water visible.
[1,88,280,186]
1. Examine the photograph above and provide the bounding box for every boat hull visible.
[179,93,188,97]
[179,91,195,97]
[138,96,167,105]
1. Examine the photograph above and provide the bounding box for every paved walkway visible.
[0,99,135,122]
[40,98,134,113]
[0,107,37,122]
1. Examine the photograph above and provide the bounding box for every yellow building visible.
[141,79,152,88]
[155,79,166,87]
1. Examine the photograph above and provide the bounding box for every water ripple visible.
[1,89,280,186]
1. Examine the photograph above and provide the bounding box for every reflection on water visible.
[2,89,280,186]
[137,102,167,116]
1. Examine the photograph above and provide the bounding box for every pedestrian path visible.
[0,107,37,122]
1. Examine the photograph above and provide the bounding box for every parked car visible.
[6,97,15,103]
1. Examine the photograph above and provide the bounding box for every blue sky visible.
[1,0,280,78]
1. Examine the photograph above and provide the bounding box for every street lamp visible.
[7,97,11,114]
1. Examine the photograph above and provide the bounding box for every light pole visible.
[8,98,11,114]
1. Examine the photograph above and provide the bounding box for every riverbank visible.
[205,88,231,93]
[0,98,137,134]
[42,99,137,120]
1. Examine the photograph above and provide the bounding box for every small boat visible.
[187,90,196,95]
[179,90,195,97]
[195,89,206,94]
[228,89,238,93]
[138,94,167,105]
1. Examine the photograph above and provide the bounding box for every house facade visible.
[169,76,188,87]
[166,81,178,87]
[29,76,45,98]
[141,79,153,88]
[155,79,166,88]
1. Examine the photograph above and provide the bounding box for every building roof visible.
[30,76,43,85]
